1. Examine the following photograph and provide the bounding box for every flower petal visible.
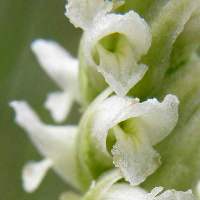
[10,101,80,190]
[93,95,179,154]
[92,95,179,185]
[65,0,124,29]
[111,126,161,185]
[31,39,79,121]
[44,91,74,123]
[83,11,151,96]
[31,39,79,92]
[22,159,52,193]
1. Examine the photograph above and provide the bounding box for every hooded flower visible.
[76,89,179,187]
[66,0,151,96]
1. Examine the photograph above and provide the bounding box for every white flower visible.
[31,39,80,122]
[65,0,151,96]
[79,94,179,185]
[10,101,81,192]
[10,1,199,199]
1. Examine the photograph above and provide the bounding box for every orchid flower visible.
[66,0,151,97]
[10,0,200,199]
[76,89,179,188]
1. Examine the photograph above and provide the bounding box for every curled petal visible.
[92,95,179,184]
[10,101,80,190]
[83,11,151,95]
[65,0,124,29]
[44,91,74,123]
[22,159,52,193]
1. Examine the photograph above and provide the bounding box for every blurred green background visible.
[0,0,81,199]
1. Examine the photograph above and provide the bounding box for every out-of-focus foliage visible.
[0,0,81,199]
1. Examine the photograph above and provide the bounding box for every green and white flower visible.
[66,0,151,97]
[76,90,179,188]
[9,0,200,199]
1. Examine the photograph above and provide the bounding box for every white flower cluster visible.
[10,0,199,199]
